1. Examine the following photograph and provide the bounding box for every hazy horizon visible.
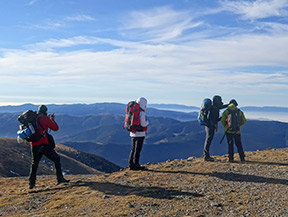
[0,101,287,123]
[1,101,288,108]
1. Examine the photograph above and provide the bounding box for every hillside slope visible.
[0,138,121,177]
[1,111,288,168]
[0,148,287,216]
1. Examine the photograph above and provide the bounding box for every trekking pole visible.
[220,128,228,144]
[220,133,226,144]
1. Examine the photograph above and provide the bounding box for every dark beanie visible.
[212,95,223,108]
[229,99,238,106]
[38,105,48,114]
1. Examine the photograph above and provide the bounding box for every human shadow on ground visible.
[146,169,288,185]
[210,172,288,185]
[27,184,71,194]
[242,160,288,167]
[72,180,203,199]
[216,159,288,167]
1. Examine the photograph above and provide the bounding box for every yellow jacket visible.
[221,103,247,134]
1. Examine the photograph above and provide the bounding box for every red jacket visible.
[30,114,59,146]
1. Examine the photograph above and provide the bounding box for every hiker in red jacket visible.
[28,105,69,189]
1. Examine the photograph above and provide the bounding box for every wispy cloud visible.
[28,20,66,30]
[257,22,288,33]
[120,6,203,42]
[27,36,100,50]
[220,0,288,20]
[65,14,96,22]
[27,14,96,31]
[28,0,39,6]
[25,36,141,51]
[2,32,288,89]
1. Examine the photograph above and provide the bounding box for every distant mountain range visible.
[0,103,287,167]
[0,103,197,121]
[1,102,288,113]
[241,106,288,112]
[0,138,121,177]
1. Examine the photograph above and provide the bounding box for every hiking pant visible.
[29,144,64,185]
[226,133,245,161]
[129,137,144,169]
[203,126,215,158]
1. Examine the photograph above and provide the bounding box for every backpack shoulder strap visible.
[36,114,47,136]
[234,108,240,115]
[227,108,239,114]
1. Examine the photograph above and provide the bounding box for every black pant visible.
[226,133,245,161]
[129,137,144,169]
[203,126,215,158]
[29,144,64,185]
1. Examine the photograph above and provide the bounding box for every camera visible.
[48,113,55,119]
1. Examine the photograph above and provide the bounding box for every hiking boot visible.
[228,159,234,163]
[135,166,146,171]
[57,178,70,185]
[129,165,137,170]
[131,165,146,171]
[29,182,35,189]
[204,156,214,162]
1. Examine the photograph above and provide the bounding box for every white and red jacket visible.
[130,97,149,138]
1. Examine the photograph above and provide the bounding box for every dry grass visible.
[0,148,287,217]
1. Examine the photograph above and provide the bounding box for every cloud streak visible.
[120,6,203,42]
[28,0,39,5]
[65,14,96,22]
[220,0,288,20]
[2,33,288,89]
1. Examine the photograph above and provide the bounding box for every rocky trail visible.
[0,148,287,216]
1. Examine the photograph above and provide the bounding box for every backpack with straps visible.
[17,110,45,142]
[227,109,241,131]
[198,98,212,126]
[124,101,147,133]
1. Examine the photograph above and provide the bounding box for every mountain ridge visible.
[1,102,288,113]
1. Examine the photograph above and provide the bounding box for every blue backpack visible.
[17,110,44,142]
[198,98,212,126]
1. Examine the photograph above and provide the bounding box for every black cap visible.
[212,95,223,108]
[38,105,48,115]
[229,99,238,106]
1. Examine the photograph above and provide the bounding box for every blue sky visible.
[0,0,288,107]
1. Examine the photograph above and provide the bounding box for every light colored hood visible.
[136,97,147,111]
